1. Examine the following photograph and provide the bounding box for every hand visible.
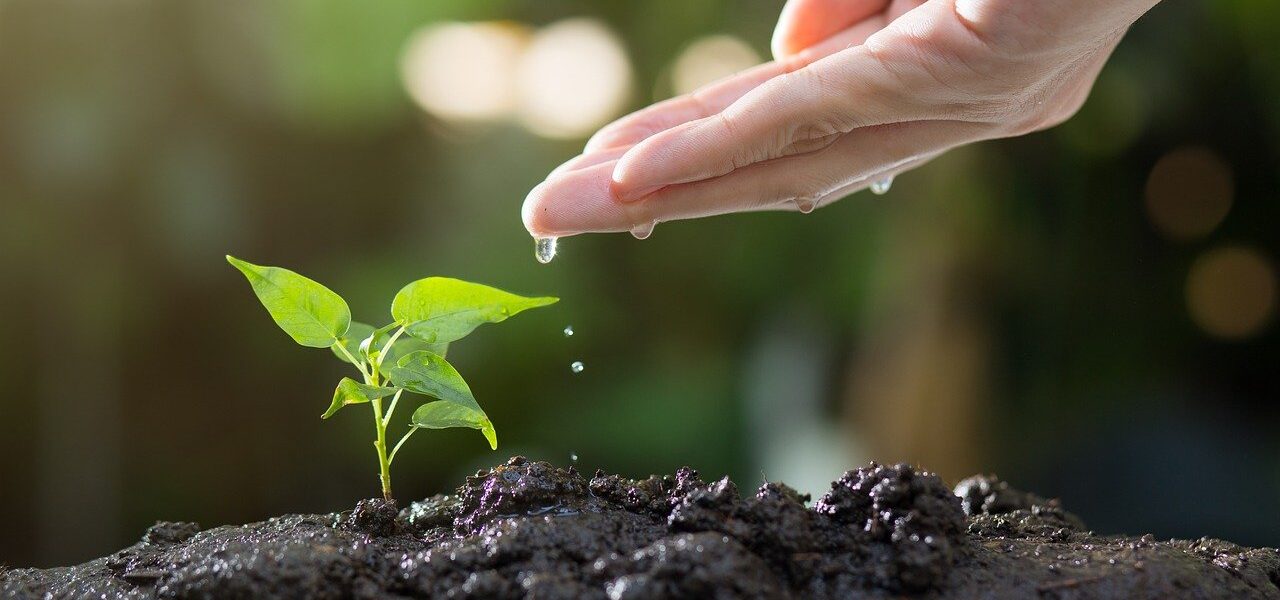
[523,0,1160,238]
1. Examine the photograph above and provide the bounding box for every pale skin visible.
[522,0,1164,237]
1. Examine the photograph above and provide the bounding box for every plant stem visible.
[332,341,372,381]
[371,397,393,501]
[388,426,418,465]
[337,337,396,501]
[376,325,407,370]
[382,389,403,427]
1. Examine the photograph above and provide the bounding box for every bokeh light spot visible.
[1185,246,1277,339]
[1145,147,1234,241]
[515,18,632,139]
[400,22,529,123]
[671,35,761,96]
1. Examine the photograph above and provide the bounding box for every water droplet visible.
[563,325,574,337]
[629,221,655,240]
[870,176,894,195]
[794,198,816,214]
[570,452,579,462]
[534,237,558,264]
[570,361,585,373]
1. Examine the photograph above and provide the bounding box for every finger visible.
[610,45,931,201]
[523,120,986,237]
[772,0,888,59]
[584,21,885,153]
[627,121,984,224]
[548,145,631,179]
[523,160,631,237]
[584,62,785,153]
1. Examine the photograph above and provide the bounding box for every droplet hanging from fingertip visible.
[534,237,559,264]
[630,222,655,240]
[870,176,894,195]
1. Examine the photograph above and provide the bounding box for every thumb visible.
[771,0,888,59]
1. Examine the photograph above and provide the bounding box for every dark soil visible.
[4,457,1278,599]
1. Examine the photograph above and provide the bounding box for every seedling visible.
[227,256,557,500]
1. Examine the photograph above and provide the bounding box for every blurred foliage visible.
[0,0,1276,567]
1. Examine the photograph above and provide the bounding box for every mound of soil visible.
[4,457,1278,599]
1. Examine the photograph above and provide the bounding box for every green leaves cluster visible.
[226,255,556,498]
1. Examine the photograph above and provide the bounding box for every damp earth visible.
[4,457,1278,599]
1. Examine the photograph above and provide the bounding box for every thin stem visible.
[375,325,407,370]
[382,389,403,427]
[388,426,419,465]
[371,397,392,501]
[332,341,371,381]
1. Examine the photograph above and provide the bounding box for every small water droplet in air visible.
[570,452,579,462]
[563,325,574,337]
[794,198,816,214]
[570,361,585,373]
[535,237,558,264]
[630,222,655,240]
[870,176,894,195]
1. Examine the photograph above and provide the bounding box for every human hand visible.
[522,0,1160,238]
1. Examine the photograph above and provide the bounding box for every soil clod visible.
[4,457,1278,599]
[346,497,399,536]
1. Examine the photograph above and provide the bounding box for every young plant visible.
[226,255,557,501]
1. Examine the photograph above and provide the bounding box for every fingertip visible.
[611,117,723,202]
[771,0,799,59]
[521,181,554,237]
[524,160,638,236]
[609,149,656,203]
[583,130,615,153]
[585,126,644,153]
[550,145,632,180]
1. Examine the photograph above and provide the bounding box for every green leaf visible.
[227,256,351,348]
[331,321,376,365]
[323,377,398,419]
[411,401,497,450]
[390,277,557,343]
[385,351,481,413]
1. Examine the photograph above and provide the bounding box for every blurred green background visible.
[1,0,1277,567]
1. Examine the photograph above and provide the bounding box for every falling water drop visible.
[563,325,574,337]
[534,237,558,264]
[870,176,894,195]
[570,452,579,463]
[630,222,655,240]
[794,198,816,214]
[570,361,585,374]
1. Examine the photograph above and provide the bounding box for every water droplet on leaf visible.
[535,237,558,264]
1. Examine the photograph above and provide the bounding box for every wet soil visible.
[4,457,1278,599]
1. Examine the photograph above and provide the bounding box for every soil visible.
[4,457,1278,599]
